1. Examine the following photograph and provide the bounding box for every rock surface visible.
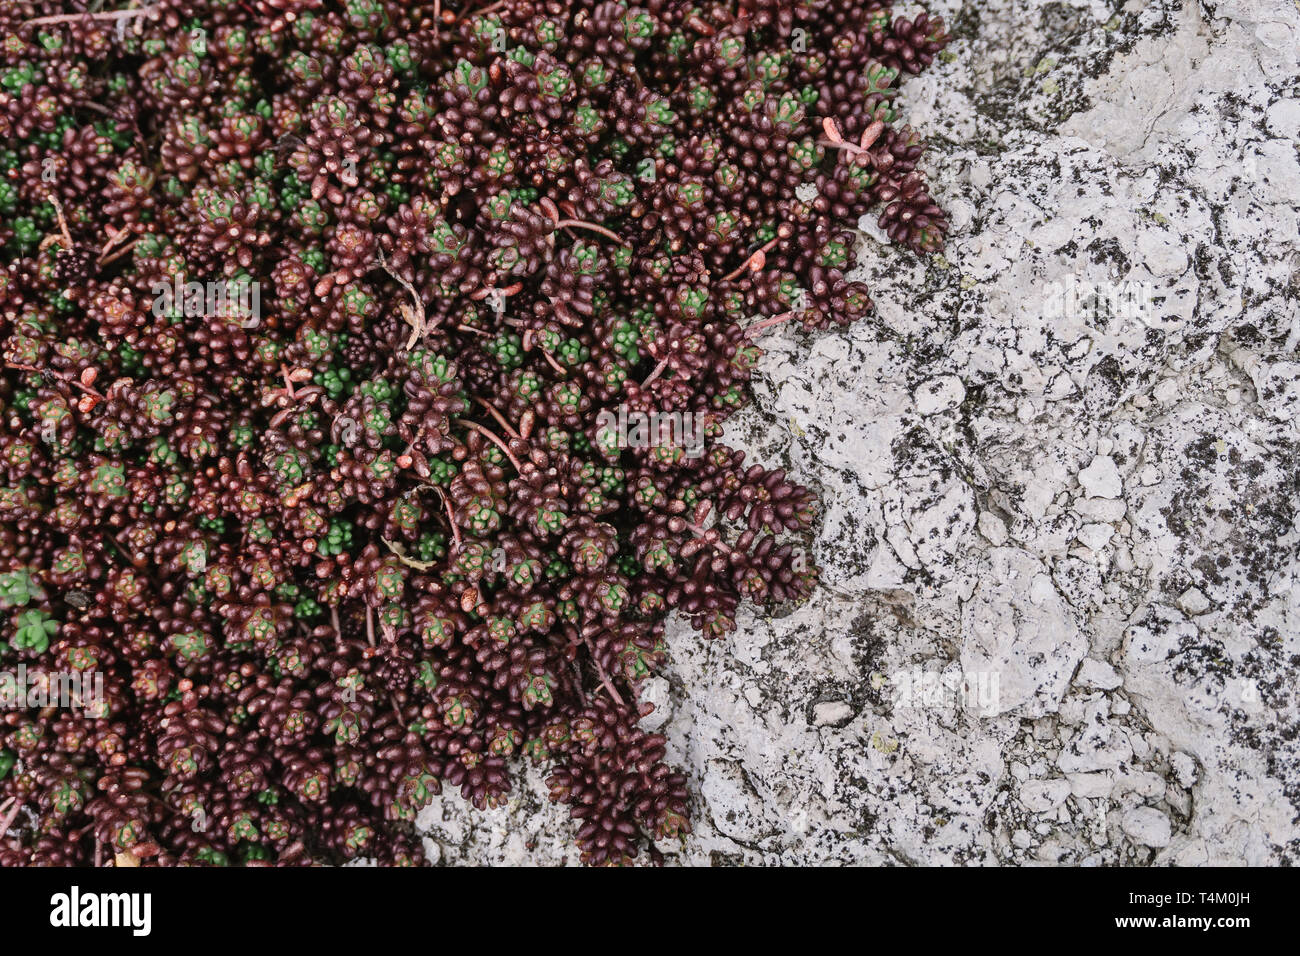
[414,0,1300,865]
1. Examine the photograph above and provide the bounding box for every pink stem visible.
[745,311,800,339]
[0,798,19,836]
[473,396,521,439]
[26,8,158,27]
[584,637,626,707]
[818,140,873,163]
[540,350,567,376]
[641,355,671,388]
[4,361,104,399]
[437,491,463,554]
[681,520,738,559]
[553,219,630,247]
[456,418,524,471]
[721,224,793,282]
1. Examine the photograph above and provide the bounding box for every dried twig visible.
[41,194,74,253]
[382,537,437,571]
[98,224,136,263]
[98,238,138,267]
[26,6,158,27]
[376,248,427,350]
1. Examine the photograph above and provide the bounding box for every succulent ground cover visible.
[0,0,948,866]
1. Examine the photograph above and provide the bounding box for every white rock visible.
[1265,97,1300,138]
[1076,523,1115,552]
[1121,807,1172,848]
[1068,773,1115,799]
[700,759,774,844]
[1058,695,1087,726]
[1074,497,1128,522]
[1078,455,1123,499]
[812,700,854,727]
[1058,721,1133,774]
[914,375,966,415]
[638,677,672,731]
[960,549,1087,717]
[978,511,1009,546]
[1170,752,1199,788]
[1113,772,1166,800]
[1177,587,1211,616]
[1076,659,1123,691]
[1021,778,1072,812]
[1152,378,1181,405]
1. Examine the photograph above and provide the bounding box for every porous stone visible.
[1122,807,1173,848]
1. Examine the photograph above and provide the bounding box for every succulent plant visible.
[0,0,949,866]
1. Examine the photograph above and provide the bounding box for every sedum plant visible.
[0,0,949,866]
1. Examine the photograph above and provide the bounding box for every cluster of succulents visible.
[0,0,948,866]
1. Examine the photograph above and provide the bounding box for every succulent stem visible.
[552,218,630,247]
[433,486,463,554]
[25,7,158,27]
[472,396,522,439]
[4,361,105,401]
[744,311,800,338]
[584,637,626,707]
[641,355,671,387]
[455,418,524,471]
[721,223,794,281]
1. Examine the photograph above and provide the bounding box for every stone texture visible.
[413,0,1300,865]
